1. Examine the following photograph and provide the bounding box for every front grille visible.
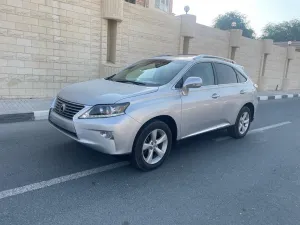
[54,97,85,120]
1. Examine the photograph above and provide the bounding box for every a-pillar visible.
[281,46,296,91]
[258,39,273,91]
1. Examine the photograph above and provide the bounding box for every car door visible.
[180,62,223,138]
[213,63,247,125]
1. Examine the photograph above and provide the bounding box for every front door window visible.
[183,63,216,86]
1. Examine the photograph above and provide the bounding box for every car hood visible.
[58,79,159,105]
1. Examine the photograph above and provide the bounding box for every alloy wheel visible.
[238,112,250,135]
[142,129,168,165]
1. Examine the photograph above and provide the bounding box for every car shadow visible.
[51,128,230,171]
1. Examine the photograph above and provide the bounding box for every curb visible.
[0,94,300,124]
[0,110,49,124]
[258,93,300,101]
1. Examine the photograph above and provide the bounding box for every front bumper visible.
[49,109,141,155]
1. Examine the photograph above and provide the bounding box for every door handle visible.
[212,93,220,99]
[240,90,246,94]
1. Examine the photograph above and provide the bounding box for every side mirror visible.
[182,77,203,95]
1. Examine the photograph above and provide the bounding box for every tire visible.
[131,120,172,171]
[228,106,251,139]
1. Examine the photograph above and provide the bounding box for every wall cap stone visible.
[262,39,273,55]
[229,29,242,48]
[180,14,196,38]
[102,0,124,21]
[287,46,295,60]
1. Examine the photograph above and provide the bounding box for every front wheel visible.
[228,106,251,139]
[131,121,172,171]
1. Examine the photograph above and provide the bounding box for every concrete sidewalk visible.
[0,98,53,115]
[1,90,300,123]
[0,98,52,123]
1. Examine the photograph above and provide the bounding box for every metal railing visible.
[194,55,236,64]
[153,54,237,64]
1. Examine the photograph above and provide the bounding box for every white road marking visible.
[275,95,282,99]
[248,121,291,134]
[213,121,291,142]
[287,94,294,98]
[0,161,129,200]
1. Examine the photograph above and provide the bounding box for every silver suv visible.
[49,55,258,171]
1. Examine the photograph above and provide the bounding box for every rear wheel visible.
[131,121,172,171]
[228,106,251,139]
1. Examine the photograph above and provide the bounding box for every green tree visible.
[261,20,300,42]
[213,11,255,39]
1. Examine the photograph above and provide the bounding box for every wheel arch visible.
[243,102,255,122]
[133,115,178,149]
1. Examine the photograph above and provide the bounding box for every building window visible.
[107,20,117,64]
[125,0,136,3]
[155,0,170,12]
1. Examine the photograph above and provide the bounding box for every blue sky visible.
[172,0,300,36]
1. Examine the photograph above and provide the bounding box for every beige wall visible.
[0,0,299,98]
[263,46,286,90]
[122,3,180,64]
[189,24,230,57]
[287,52,300,90]
[0,0,102,98]
[235,37,262,84]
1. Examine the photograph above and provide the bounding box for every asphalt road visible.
[1,99,300,225]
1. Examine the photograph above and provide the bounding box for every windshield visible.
[108,59,188,86]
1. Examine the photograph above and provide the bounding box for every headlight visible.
[79,103,130,119]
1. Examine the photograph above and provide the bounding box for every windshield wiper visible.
[114,80,147,86]
[105,74,116,80]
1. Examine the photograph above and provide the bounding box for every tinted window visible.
[214,63,238,84]
[236,70,247,83]
[184,63,215,86]
[110,59,188,86]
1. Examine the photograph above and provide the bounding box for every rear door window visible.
[214,63,238,85]
[236,70,247,83]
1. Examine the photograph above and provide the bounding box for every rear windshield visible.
[109,59,188,86]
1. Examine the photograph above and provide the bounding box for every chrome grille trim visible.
[53,97,85,120]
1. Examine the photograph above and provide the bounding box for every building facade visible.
[0,0,299,98]
[125,0,173,14]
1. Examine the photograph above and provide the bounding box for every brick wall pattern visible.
[0,0,300,98]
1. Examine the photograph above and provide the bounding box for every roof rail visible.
[194,55,236,64]
[154,54,173,57]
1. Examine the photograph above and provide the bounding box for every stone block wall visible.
[263,46,286,90]
[234,37,262,84]
[189,24,230,58]
[0,0,300,98]
[288,53,300,90]
[122,3,180,64]
[0,0,102,98]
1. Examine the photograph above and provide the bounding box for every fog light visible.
[99,131,114,140]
